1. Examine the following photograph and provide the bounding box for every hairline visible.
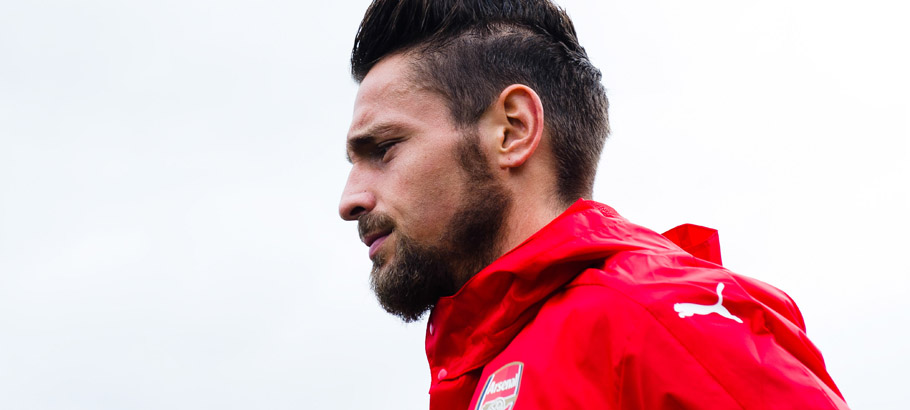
[354,23,595,206]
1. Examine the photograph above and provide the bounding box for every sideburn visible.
[443,132,513,288]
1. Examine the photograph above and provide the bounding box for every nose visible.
[338,167,376,221]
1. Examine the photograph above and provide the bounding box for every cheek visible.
[392,158,467,239]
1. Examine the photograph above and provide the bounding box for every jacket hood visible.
[425,200,684,382]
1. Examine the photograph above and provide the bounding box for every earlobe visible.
[494,85,545,169]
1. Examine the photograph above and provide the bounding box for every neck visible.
[446,188,569,293]
[496,195,567,258]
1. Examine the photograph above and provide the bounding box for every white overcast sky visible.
[1,0,907,409]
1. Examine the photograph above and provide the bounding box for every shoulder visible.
[525,250,847,409]
[556,249,804,332]
[498,262,747,408]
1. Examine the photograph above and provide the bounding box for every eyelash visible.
[375,140,400,160]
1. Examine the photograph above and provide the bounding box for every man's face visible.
[339,53,510,322]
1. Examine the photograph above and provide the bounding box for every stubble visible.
[361,134,511,322]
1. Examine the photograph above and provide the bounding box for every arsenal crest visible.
[476,362,524,410]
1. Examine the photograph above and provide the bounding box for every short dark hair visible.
[351,0,609,204]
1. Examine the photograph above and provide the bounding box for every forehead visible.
[347,54,452,142]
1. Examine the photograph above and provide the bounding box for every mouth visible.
[361,229,392,259]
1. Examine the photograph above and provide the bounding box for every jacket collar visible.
[425,200,678,382]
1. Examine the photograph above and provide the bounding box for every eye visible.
[374,139,401,161]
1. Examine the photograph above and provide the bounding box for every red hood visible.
[426,200,689,382]
[423,200,845,410]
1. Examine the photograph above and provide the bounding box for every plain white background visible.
[1,0,907,408]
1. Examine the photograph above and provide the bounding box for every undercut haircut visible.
[351,0,609,204]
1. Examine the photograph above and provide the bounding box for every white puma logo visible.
[674,283,743,323]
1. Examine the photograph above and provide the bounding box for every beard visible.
[357,135,512,322]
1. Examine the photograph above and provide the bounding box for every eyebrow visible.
[345,123,405,163]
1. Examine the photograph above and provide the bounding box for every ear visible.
[481,84,545,169]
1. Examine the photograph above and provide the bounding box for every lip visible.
[368,234,389,258]
[362,230,392,258]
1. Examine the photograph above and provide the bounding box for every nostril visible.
[349,206,366,218]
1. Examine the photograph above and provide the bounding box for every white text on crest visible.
[489,374,519,394]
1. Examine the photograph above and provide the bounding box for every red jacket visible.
[425,200,847,409]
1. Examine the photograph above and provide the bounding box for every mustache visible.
[358,213,396,242]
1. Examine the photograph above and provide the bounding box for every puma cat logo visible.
[674,283,743,323]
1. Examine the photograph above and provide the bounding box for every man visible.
[339,0,848,409]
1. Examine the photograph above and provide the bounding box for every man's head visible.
[340,0,609,321]
[351,0,609,204]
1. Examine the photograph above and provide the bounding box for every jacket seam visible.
[725,275,843,409]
